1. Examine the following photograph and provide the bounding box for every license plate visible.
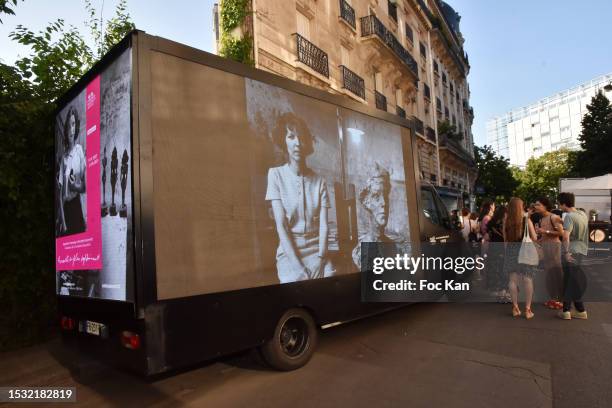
[85,320,103,336]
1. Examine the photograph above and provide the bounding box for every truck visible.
[55,31,462,376]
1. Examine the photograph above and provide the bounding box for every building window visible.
[374,71,383,92]
[433,60,439,74]
[341,44,350,66]
[436,97,442,113]
[442,72,447,86]
[405,23,413,44]
[419,42,426,59]
[387,0,398,22]
[423,83,431,100]
[339,0,356,29]
[297,11,310,38]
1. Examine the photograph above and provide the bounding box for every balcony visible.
[396,106,406,118]
[296,34,329,78]
[375,90,387,111]
[413,117,424,135]
[339,65,365,99]
[426,126,436,142]
[360,15,418,79]
[339,0,355,29]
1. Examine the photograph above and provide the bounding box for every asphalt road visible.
[2,301,612,408]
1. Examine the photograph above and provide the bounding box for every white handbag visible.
[518,214,539,266]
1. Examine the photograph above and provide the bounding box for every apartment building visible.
[216,0,476,210]
[487,72,612,168]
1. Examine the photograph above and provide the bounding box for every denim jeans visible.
[562,253,587,312]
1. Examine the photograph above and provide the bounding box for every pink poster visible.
[55,76,103,270]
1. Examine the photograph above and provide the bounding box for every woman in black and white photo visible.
[57,106,87,236]
[265,112,335,283]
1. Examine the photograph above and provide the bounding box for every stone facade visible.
[218,0,477,210]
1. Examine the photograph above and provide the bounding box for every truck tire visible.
[259,308,318,371]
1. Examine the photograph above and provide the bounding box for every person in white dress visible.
[265,112,335,283]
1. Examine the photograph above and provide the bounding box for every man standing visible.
[557,192,589,320]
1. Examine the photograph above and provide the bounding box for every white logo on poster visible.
[87,91,96,109]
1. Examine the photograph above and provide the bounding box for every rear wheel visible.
[259,308,317,371]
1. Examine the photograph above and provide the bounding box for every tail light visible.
[120,331,141,350]
[60,316,75,330]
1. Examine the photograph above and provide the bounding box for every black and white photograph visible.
[55,93,87,238]
[99,47,133,301]
[339,108,413,269]
[246,78,343,283]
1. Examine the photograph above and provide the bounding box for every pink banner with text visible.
[55,76,103,270]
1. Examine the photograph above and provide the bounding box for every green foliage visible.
[473,145,518,206]
[220,0,249,32]
[571,90,612,177]
[219,33,253,65]
[85,0,135,58]
[0,1,135,351]
[512,148,573,205]
[438,119,463,141]
[218,0,253,65]
[0,0,21,23]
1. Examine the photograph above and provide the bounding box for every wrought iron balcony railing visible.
[396,106,406,118]
[375,90,387,111]
[426,126,436,142]
[339,0,355,29]
[295,34,329,78]
[339,65,365,99]
[360,15,418,78]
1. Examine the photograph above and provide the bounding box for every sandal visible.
[525,308,535,320]
[512,305,522,317]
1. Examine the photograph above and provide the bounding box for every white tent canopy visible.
[562,174,612,190]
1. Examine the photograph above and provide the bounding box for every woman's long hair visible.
[504,197,525,242]
[488,205,506,233]
[478,199,494,222]
[63,106,80,149]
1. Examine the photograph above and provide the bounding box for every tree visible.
[0,0,21,23]
[513,148,573,205]
[572,90,612,177]
[473,145,518,206]
[0,0,134,351]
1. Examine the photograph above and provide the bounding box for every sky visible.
[2,1,611,147]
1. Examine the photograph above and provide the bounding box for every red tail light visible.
[121,331,141,350]
[60,316,75,330]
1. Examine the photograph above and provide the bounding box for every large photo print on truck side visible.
[55,48,134,301]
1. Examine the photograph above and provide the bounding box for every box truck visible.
[55,31,461,375]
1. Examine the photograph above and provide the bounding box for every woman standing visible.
[265,112,334,283]
[460,207,471,242]
[504,197,538,319]
[478,200,495,252]
[58,107,86,236]
[533,197,564,310]
[486,206,508,302]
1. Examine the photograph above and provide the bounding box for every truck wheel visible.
[259,308,318,371]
